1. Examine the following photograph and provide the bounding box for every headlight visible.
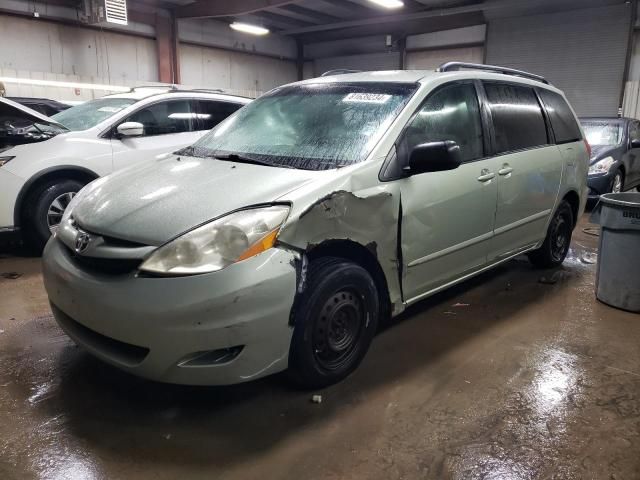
[0,156,15,167]
[139,205,290,275]
[588,156,615,175]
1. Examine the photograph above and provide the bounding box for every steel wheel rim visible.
[312,289,364,372]
[47,192,76,233]
[550,212,571,262]
[612,174,623,193]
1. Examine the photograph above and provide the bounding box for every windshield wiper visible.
[211,152,275,167]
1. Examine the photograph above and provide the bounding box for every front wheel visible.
[528,200,574,268]
[288,257,379,389]
[23,179,85,252]
[611,170,624,193]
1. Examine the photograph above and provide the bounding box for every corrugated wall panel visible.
[312,52,401,77]
[406,46,484,71]
[179,44,297,98]
[486,4,632,116]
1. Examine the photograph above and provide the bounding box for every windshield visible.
[187,82,417,170]
[52,97,136,131]
[582,122,624,146]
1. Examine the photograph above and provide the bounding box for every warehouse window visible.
[194,100,243,131]
[126,100,194,136]
[405,83,483,162]
[484,83,548,153]
[538,89,582,144]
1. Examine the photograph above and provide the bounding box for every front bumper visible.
[0,167,24,231]
[587,172,615,198]
[42,238,299,385]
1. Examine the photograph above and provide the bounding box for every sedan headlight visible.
[139,205,290,275]
[588,156,615,175]
[0,156,15,167]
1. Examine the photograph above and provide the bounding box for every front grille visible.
[71,254,142,275]
[52,304,149,367]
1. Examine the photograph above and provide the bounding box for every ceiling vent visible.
[82,0,128,26]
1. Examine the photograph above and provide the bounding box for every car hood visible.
[72,155,319,245]
[0,97,63,125]
[1,97,67,149]
[589,144,622,164]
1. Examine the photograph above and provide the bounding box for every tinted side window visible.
[405,83,483,162]
[538,89,582,144]
[629,121,640,144]
[126,100,194,136]
[195,100,243,131]
[484,83,548,153]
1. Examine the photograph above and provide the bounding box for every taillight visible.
[584,139,592,158]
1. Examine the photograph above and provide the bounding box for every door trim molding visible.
[407,231,493,268]
[494,209,551,236]
[404,243,536,306]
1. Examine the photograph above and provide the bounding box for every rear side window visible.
[538,89,582,144]
[404,82,484,162]
[194,100,243,131]
[484,83,548,153]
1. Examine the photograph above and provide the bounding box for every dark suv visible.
[581,117,640,197]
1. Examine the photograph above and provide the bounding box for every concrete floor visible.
[0,214,639,480]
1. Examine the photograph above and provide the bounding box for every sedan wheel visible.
[612,172,623,194]
[47,192,76,233]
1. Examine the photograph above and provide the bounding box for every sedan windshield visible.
[52,97,136,131]
[187,82,417,170]
[582,122,623,146]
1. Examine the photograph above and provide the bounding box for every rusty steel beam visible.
[175,0,299,19]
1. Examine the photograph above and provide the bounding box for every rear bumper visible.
[42,237,300,385]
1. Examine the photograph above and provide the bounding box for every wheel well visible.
[562,190,580,227]
[15,168,98,227]
[306,240,392,320]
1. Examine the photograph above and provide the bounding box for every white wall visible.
[0,14,158,101]
[179,44,297,97]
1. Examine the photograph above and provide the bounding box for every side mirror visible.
[116,122,144,138]
[406,141,462,175]
[631,139,640,149]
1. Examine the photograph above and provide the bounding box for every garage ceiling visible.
[46,0,628,43]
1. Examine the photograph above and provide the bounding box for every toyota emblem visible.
[75,230,92,254]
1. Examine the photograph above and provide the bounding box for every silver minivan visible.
[42,63,589,388]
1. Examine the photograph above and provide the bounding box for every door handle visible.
[477,169,496,182]
[498,164,514,176]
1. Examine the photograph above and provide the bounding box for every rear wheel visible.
[288,257,379,389]
[23,179,85,252]
[528,200,574,268]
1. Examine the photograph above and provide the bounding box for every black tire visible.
[528,200,574,268]
[611,169,624,194]
[288,257,379,389]
[23,179,85,253]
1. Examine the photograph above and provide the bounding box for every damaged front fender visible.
[278,182,404,315]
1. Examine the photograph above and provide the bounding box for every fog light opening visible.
[177,345,244,367]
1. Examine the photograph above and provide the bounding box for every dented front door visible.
[400,160,498,301]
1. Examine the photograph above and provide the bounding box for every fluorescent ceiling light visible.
[0,76,130,92]
[230,22,269,35]
[368,0,404,8]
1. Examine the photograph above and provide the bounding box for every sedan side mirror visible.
[631,139,640,149]
[116,122,144,138]
[406,141,462,175]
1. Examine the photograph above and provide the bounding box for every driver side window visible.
[405,83,484,162]
[125,100,194,137]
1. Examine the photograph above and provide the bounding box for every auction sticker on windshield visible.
[343,93,392,104]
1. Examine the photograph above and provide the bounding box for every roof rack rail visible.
[130,84,179,92]
[320,69,362,77]
[436,62,549,84]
